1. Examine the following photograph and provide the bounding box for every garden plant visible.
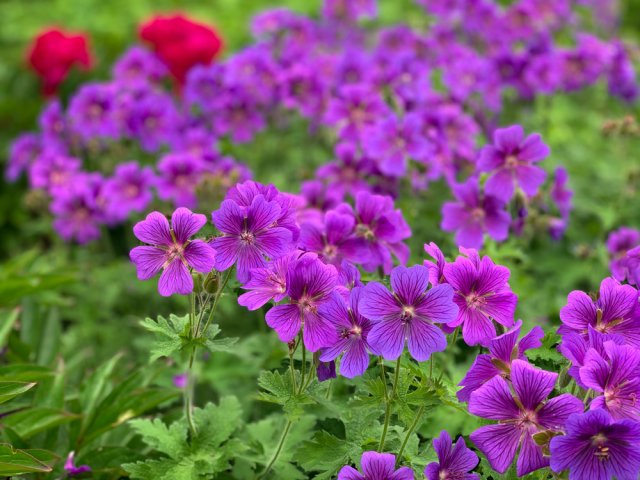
[2,0,640,479]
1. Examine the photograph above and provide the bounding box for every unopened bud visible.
[203,271,219,294]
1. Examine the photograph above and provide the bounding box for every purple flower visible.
[359,265,458,361]
[130,208,216,297]
[112,46,167,85]
[238,253,295,310]
[319,287,373,378]
[68,83,120,141]
[126,92,180,152]
[317,360,337,382]
[477,125,550,202]
[322,0,377,21]
[469,360,584,476]
[336,191,411,274]
[441,177,510,249]
[608,40,639,103]
[316,142,377,200]
[457,320,544,402]
[558,326,625,389]
[156,153,205,209]
[362,113,431,178]
[50,173,105,244]
[278,62,326,118]
[424,430,479,480]
[39,99,67,143]
[580,341,640,420]
[102,161,155,221]
[64,451,91,476]
[550,409,640,480]
[551,166,573,219]
[606,227,640,282]
[28,151,81,194]
[423,242,446,286]
[299,210,369,268]
[443,249,518,346]
[559,277,640,347]
[6,133,41,182]
[212,194,293,283]
[173,373,188,389]
[212,90,266,144]
[338,451,414,480]
[265,254,338,351]
[324,84,390,141]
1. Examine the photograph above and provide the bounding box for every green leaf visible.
[202,324,238,353]
[140,314,189,362]
[79,353,122,434]
[295,431,350,474]
[129,417,187,458]
[0,443,59,476]
[0,309,19,348]
[528,331,564,364]
[0,364,52,382]
[257,370,314,419]
[2,408,79,439]
[0,381,36,405]
[0,273,77,305]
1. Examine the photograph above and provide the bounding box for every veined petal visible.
[183,240,216,273]
[469,376,520,420]
[367,320,406,360]
[133,211,172,245]
[407,318,446,361]
[470,424,520,474]
[130,246,167,280]
[511,360,557,410]
[265,304,301,343]
[390,265,430,304]
[359,282,401,321]
[158,259,193,297]
[171,207,207,243]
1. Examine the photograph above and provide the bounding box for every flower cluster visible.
[19,0,640,246]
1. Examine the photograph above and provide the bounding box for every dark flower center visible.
[505,154,519,168]
[592,433,610,461]
[465,292,486,310]
[240,231,255,245]
[298,296,317,314]
[355,223,375,240]
[400,305,415,324]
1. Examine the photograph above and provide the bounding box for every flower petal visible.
[158,259,193,297]
[183,240,216,273]
[130,246,167,280]
[470,424,520,474]
[133,211,172,245]
[171,207,207,243]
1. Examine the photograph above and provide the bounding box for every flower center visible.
[355,223,375,240]
[323,244,338,260]
[505,154,519,168]
[240,231,255,245]
[470,208,485,222]
[592,433,609,461]
[400,305,415,323]
[167,243,185,262]
[465,292,486,310]
[298,296,317,314]
[517,410,537,428]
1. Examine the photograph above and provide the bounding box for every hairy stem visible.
[259,420,292,479]
[396,405,425,466]
[185,293,198,436]
[378,356,402,451]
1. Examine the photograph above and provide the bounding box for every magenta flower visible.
[443,249,518,346]
[580,341,640,420]
[457,320,543,402]
[423,242,446,286]
[299,210,369,268]
[319,287,373,378]
[265,254,338,352]
[606,227,640,283]
[102,161,155,221]
[130,208,216,296]
[338,451,413,480]
[424,430,479,480]
[477,125,550,202]
[64,451,91,476]
[441,177,510,249]
[550,410,640,480]
[156,152,205,209]
[362,113,432,178]
[237,253,295,310]
[559,277,640,347]
[359,265,458,361]
[469,360,583,476]
[212,194,293,283]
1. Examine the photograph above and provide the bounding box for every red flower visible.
[139,14,223,86]
[28,29,92,96]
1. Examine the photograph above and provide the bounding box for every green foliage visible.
[0,443,59,476]
[123,397,244,480]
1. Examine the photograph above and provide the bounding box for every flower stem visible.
[396,405,425,466]
[200,269,233,336]
[185,293,198,437]
[378,356,402,452]
[259,419,292,479]
[298,341,307,395]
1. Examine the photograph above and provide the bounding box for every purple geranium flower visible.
[212,194,293,283]
[68,83,120,141]
[550,410,640,480]
[580,341,640,420]
[478,125,550,202]
[443,249,518,346]
[112,46,168,85]
[359,265,458,361]
[338,451,414,480]
[423,242,446,286]
[102,161,155,221]
[469,360,583,476]
[64,451,91,476]
[299,210,369,268]
[319,287,373,378]
[424,430,480,480]
[559,277,640,346]
[362,113,432,178]
[606,227,640,282]
[317,360,337,382]
[457,320,544,401]
[156,153,205,209]
[130,208,216,296]
[237,252,295,310]
[336,191,411,274]
[441,177,510,249]
[6,133,42,182]
[28,151,81,194]
[265,254,338,351]
[324,84,391,141]
[551,166,573,220]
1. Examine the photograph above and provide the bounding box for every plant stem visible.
[379,357,388,402]
[259,420,292,479]
[378,357,402,451]
[185,293,198,436]
[396,405,425,466]
[289,350,297,394]
[429,357,433,380]
[298,341,307,395]
[200,268,233,336]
